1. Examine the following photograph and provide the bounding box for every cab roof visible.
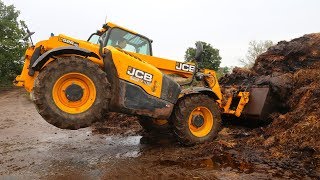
[104,22,153,43]
[107,22,138,34]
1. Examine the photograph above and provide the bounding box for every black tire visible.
[32,56,110,129]
[138,116,170,133]
[171,94,221,146]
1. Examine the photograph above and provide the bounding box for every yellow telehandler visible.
[15,22,270,145]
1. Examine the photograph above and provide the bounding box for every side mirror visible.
[22,31,35,41]
[194,42,203,62]
[98,36,105,57]
[21,27,35,46]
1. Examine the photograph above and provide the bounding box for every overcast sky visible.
[3,0,320,66]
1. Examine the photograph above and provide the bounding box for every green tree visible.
[0,0,26,86]
[239,40,274,68]
[216,66,231,78]
[184,41,221,71]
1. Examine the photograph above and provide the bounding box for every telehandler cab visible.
[15,22,270,145]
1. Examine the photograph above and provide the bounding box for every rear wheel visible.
[138,117,170,133]
[172,94,221,145]
[33,56,110,129]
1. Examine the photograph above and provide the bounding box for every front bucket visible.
[242,87,275,121]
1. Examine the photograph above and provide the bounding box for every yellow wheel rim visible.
[188,106,214,137]
[52,72,96,114]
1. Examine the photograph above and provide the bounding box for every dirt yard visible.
[0,88,318,179]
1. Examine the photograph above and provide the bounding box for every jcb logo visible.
[127,66,153,84]
[176,62,195,72]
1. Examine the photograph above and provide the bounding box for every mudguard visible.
[29,46,100,76]
[180,87,220,100]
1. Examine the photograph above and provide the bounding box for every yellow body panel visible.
[15,46,38,92]
[106,46,164,98]
[132,53,194,78]
[203,69,223,102]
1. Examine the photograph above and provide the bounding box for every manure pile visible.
[220,33,320,155]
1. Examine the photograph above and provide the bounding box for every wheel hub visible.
[65,84,84,102]
[191,115,204,128]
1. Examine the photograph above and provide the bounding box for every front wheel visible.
[171,94,221,145]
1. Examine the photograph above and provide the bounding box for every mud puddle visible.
[158,152,254,172]
[105,135,142,158]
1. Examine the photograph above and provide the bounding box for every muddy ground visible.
[0,88,318,179]
[219,33,320,180]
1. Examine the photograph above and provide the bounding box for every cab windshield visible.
[107,28,151,55]
[87,28,152,56]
